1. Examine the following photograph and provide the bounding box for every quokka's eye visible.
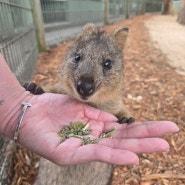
[74,53,81,63]
[103,59,112,70]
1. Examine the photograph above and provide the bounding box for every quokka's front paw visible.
[22,82,45,95]
[118,117,135,124]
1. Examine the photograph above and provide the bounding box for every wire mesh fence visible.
[41,0,128,46]
[40,0,163,47]
[0,0,38,82]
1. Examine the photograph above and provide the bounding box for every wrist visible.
[0,89,32,139]
[0,54,33,140]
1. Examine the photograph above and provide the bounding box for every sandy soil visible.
[145,15,185,76]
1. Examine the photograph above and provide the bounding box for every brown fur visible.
[34,24,130,185]
[50,23,131,120]
[34,159,113,185]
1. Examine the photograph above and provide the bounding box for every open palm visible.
[18,93,178,165]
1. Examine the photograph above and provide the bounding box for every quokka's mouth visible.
[76,90,95,102]
[78,91,95,101]
[79,95,88,101]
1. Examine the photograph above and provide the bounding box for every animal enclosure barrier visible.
[40,0,163,47]
[0,1,38,184]
[40,0,127,46]
[0,0,38,82]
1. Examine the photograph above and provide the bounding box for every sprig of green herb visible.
[100,128,116,139]
[58,121,116,145]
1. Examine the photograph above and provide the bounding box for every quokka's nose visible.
[77,77,95,98]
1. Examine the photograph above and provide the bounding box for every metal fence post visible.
[30,0,47,51]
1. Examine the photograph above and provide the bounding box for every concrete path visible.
[45,16,125,47]
[145,15,185,76]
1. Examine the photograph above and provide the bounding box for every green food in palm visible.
[58,121,115,145]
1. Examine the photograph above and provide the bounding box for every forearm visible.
[0,54,32,139]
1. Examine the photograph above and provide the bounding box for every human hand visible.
[17,93,179,165]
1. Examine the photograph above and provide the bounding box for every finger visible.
[99,138,170,153]
[56,143,139,165]
[84,105,117,122]
[107,121,179,139]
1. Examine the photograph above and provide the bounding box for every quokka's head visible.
[59,23,129,104]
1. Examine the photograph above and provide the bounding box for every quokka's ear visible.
[114,27,129,50]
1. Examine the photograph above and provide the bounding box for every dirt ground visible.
[12,15,185,185]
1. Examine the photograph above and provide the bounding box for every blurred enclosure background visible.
[0,0,181,184]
